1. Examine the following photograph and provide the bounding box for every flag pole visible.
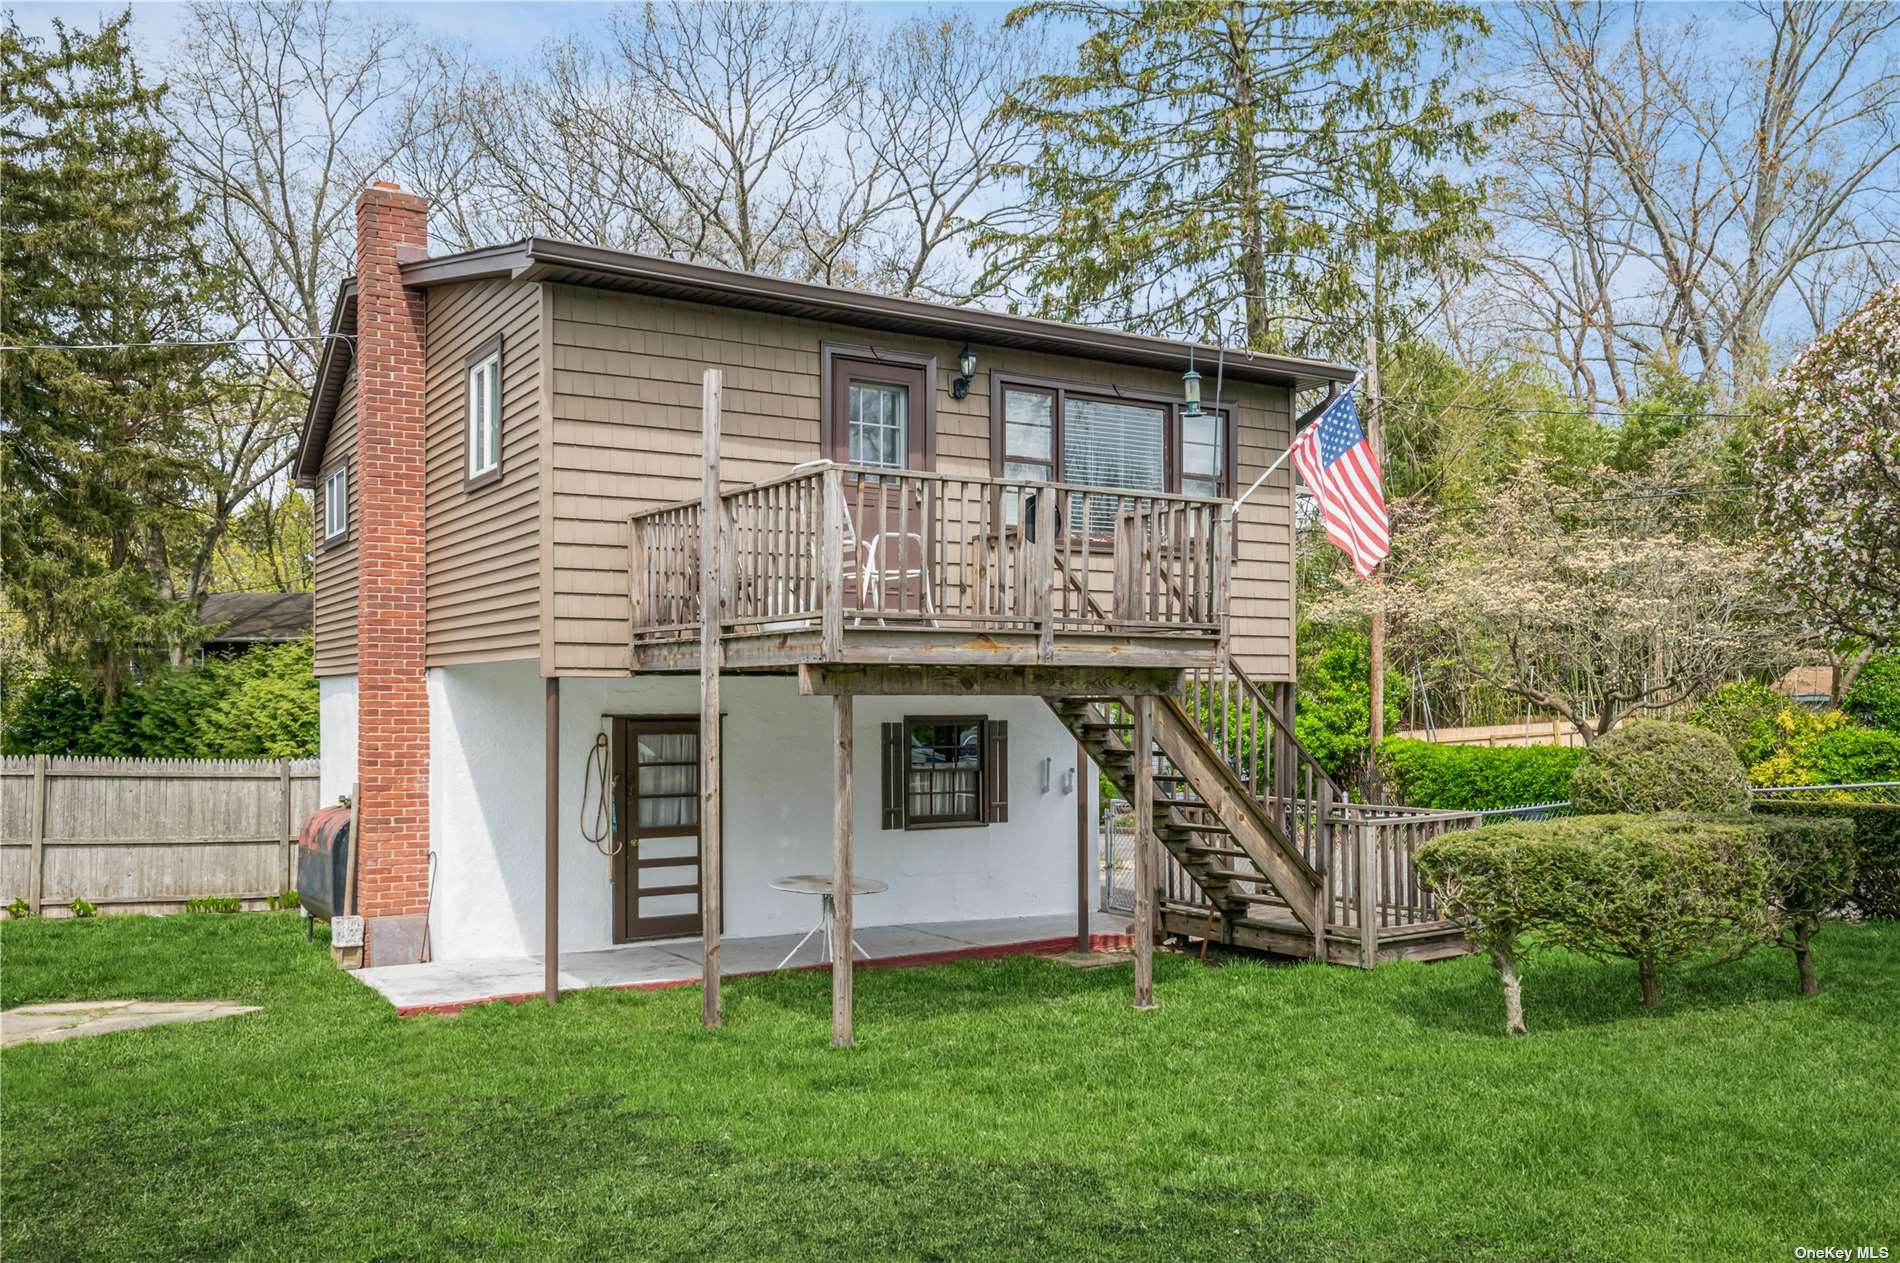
[1231,380,1349,512]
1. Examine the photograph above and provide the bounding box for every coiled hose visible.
[580,730,622,856]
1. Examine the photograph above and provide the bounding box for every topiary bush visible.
[1569,720,1750,814]
[1754,799,1900,921]
[1417,813,1820,1031]
[1377,738,1585,811]
[1688,680,1786,766]
[1741,811,1857,995]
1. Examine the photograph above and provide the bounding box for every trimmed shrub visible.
[1569,720,1750,814]
[1755,799,1900,921]
[1740,811,1857,995]
[1688,680,1785,766]
[1844,652,1900,731]
[1418,814,1788,1031]
[1377,738,1584,811]
[1748,707,1900,788]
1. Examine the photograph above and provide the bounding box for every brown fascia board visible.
[399,237,1360,391]
[293,279,358,488]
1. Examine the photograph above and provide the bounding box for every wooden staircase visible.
[1048,656,1334,955]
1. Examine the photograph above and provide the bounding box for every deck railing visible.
[628,463,1231,650]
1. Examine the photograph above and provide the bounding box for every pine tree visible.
[981,0,1498,354]
[1,12,231,701]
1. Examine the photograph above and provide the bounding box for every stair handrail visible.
[1210,653,1343,805]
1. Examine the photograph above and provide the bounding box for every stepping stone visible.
[0,1000,261,1047]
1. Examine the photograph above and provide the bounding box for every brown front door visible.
[612,718,706,941]
[829,360,932,616]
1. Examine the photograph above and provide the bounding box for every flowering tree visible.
[1752,284,1900,683]
[1353,463,1793,745]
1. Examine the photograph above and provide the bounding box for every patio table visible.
[769,874,889,969]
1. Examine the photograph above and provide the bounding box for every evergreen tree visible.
[1,12,231,701]
[982,0,1498,354]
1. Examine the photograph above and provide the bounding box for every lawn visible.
[2,914,1895,1261]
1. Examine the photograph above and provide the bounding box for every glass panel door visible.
[614,719,707,941]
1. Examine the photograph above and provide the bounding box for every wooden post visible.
[28,753,46,915]
[1131,695,1156,1010]
[1075,739,1090,953]
[831,693,854,1046]
[1031,488,1056,662]
[1211,507,1234,650]
[701,367,725,1029]
[280,757,294,893]
[820,469,845,659]
[545,678,560,1004]
[1357,814,1378,970]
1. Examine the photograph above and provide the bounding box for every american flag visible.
[1290,390,1389,578]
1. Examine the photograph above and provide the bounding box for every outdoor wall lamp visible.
[951,344,978,399]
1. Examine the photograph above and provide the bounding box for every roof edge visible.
[292,279,357,488]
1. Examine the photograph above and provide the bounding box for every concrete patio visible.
[358,912,1134,1014]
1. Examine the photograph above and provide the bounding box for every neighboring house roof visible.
[295,238,1359,486]
[1774,664,1834,705]
[197,592,313,645]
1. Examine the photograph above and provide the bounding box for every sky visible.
[11,1,1010,63]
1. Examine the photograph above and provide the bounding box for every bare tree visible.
[605,0,882,279]
[1483,0,1900,408]
[851,11,1039,300]
[165,0,449,381]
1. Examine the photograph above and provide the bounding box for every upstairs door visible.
[612,718,708,942]
[830,360,932,617]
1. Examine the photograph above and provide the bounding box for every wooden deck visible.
[627,463,1229,673]
[1159,904,1474,967]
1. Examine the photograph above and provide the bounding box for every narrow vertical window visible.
[323,465,347,540]
[466,335,503,485]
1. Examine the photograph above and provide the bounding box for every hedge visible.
[1754,799,1900,921]
[1569,720,1750,814]
[1376,738,1584,811]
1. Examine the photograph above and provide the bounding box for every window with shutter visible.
[881,715,1008,830]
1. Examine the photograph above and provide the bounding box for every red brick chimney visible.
[353,181,430,967]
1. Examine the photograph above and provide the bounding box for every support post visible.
[1031,487,1056,662]
[831,693,854,1046]
[820,469,845,660]
[1131,695,1156,1010]
[1075,739,1090,953]
[29,753,46,915]
[701,367,724,1028]
[1357,814,1378,970]
[545,677,560,1005]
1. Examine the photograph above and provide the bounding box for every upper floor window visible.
[994,376,1230,502]
[465,334,503,486]
[322,465,348,541]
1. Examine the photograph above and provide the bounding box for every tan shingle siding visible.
[311,374,358,676]
[424,277,542,667]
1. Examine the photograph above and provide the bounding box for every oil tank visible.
[296,804,354,921]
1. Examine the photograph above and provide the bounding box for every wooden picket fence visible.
[0,755,322,918]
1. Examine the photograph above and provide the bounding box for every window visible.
[880,717,1008,830]
[465,334,503,485]
[322,465,348,541]
[848,381,908,468]
[994,375,1233,509]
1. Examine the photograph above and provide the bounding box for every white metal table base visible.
[776,892,870,970]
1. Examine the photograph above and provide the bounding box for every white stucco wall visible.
[318,675,358,807]
[425,660,1098,961]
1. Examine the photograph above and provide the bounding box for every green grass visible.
[3,914,1896,1261]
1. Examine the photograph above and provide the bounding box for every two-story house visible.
[296,183,1463,1035]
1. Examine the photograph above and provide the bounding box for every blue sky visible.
[11,1,1015,63]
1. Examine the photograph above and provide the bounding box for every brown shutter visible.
[881,722,906,830]
[984,720,1009,823]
